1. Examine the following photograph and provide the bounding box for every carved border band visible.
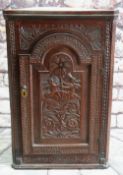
[99,21,111,164]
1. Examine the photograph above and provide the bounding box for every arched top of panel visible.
[31,32,93,64]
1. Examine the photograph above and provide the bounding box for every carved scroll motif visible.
[19,24,102,51]
[41,53,81,139]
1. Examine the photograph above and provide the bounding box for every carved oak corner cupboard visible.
[3,8,118,169]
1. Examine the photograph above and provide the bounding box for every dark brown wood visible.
[3,8,118,169]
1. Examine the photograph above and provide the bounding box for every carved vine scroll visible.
[41,52,81,139]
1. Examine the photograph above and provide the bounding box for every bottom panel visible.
[22,154,98,164]
[11,153,109,169]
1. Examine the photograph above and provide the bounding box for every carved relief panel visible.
[41,53,81,139]
[31,48,91,145]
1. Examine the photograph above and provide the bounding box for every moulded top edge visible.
[3,7,119,18]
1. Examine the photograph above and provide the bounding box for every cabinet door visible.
[19,32,103,166]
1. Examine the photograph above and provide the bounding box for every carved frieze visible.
[19,23,102,51]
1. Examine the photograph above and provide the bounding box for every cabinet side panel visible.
[106,19,117,161]
[6,20,22,164]
[99,20,114,165]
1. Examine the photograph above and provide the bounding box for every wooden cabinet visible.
[3,8,118,169]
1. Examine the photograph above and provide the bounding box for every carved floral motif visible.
[41,53,81,138]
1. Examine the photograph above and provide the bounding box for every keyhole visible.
[21,87,28,98]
